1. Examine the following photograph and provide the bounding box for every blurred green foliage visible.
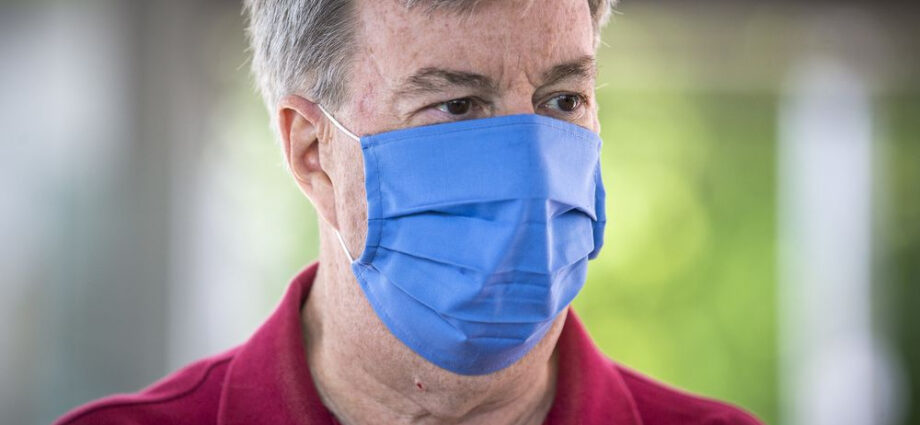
[575,86,778,423]
[882,94,920,425]
[567,12,780,421]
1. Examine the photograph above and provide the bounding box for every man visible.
[56,1,764,424]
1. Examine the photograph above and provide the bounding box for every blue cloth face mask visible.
[319,106,606,375]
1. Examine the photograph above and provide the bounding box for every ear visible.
[278,95,339,230]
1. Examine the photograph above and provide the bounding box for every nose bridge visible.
[499,96,535,116]
[495,68,537,116]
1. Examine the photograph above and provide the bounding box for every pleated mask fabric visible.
[319,108,606,375]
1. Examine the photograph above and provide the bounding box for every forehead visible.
[353,0,596,87]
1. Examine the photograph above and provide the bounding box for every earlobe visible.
[277,95,339,230]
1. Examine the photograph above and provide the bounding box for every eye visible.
[544,93,583,113]
[436,98,473,115]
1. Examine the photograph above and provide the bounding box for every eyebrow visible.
[395,68,498,98]
[393,55,598,100]
[540,55,597,87]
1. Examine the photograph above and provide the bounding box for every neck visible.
[301,231,561,425]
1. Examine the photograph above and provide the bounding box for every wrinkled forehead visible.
[354,0,596,88]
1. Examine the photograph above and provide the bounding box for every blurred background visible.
[1,0,917,424]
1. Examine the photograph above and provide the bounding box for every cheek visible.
[341,142,369,248]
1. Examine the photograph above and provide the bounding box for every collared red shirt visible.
[55,262,764,425]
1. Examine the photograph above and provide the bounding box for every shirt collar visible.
[217,262,642,425]
[546,310,644,425]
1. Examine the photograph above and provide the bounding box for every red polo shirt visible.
[55,263,763,425]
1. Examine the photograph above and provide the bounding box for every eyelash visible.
[426,92,589,118]
[540,92,589,113]
[435,96,490,116]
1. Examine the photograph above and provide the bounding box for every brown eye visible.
[438,98,472,115]
[552,94,581,112]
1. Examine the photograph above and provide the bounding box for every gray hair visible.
[243,0,616,115]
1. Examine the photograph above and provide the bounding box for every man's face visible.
[329,0,599,255]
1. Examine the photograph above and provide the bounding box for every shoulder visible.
[617,365,765,425]
[53,348,238,425]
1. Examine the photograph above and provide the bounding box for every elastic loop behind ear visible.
[335,229,355,263]
[318,104,360,142]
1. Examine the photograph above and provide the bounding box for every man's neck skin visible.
[300,227,564,425]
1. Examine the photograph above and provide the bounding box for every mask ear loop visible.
[317,104,360,141]
[317,104,360,263]
[334,229,355,263]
